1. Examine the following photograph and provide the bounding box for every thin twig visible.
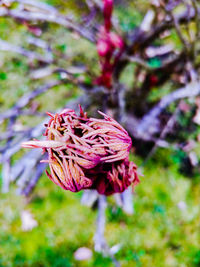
[124,55,151,70]
[0,7,95,42]
[0,38,52,63]
[124,52,184,72]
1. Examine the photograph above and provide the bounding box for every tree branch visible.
[0,38,52,63]
[128,5,197,52]
[10,0,58,13]
[137,81,200,136]
[0,6,95,42]
[0,80,61,123]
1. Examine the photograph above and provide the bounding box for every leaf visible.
[148,57,161,68]
[0,72,7,80]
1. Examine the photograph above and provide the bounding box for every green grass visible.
[0,156,199,267]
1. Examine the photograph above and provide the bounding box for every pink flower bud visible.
[109,32,124,49]
[21,106,139,194]
[97,39,109,57]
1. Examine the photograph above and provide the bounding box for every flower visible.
[21,106,139,195]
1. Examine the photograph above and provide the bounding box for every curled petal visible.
[21,140,64,149]
[46,169,67,190]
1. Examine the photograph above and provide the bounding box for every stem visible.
[94,195,107,253]
[94,194,121,267]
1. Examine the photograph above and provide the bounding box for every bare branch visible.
[138,81,200,136]
[127,5,198,53]
[10,149,42,182]
[10,0,58,13]
[94,195,121,267]
[2,159,11,193]
[0,38,52,63]
[94,195,107,253]
[0,7,95,42]
[20,162,47,196]
[166,8,190,51]
[123,55,151,70]
[81,190,98,207]
[124,52,184,71]
[114,187,134,215]
[0,80,61,123]
[0,128,32,142]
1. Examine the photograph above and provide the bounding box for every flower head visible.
[22,106,139,195]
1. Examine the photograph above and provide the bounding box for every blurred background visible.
[0,0,200,266]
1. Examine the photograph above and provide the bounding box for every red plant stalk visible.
[95,0,124,89]
[103,0,113,32]
[22,106,139,195]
